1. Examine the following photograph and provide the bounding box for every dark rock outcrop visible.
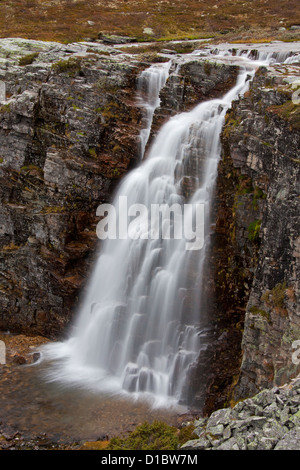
[228,65,300,399]
[150,59,238,141]
[0,39,143,336]
[183,60,300,414]
[204,63,300,410]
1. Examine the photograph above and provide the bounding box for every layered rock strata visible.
[210,63,300,408]
[0,39,143,336]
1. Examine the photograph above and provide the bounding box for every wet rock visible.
[0,38,241,340]
[32,352,41,363]
[228,65,300,400]
[12,355,26,365]
[153,60,239,128]
[198,61,300,413]
[0,38,143,336]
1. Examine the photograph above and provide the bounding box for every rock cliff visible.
[201,60,300,412]
[0,39,143,336]
[164,52,300,413]
[0,39,240,339]
[0,38,299,412]
[222,64,300,401]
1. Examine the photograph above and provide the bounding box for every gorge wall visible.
[221,64,300,402]
[196,60,300,414]
[0,39,143,336]
[0,38,299,411]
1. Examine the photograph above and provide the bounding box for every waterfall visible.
[41,57,256,409]
[136,61,171,159]
[200,44,300,65]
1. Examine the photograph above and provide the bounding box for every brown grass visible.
[0,0,299,44]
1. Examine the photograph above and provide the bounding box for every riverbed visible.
[0,332,190,448]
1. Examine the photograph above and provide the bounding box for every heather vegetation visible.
[0,0,299,44]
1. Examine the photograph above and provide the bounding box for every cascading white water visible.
[41,55,258,408]
[200,44,300,65]
[136,61,171,158]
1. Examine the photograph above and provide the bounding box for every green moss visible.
[232,175,254,203]
[100,101,121,122]
[87,48,111,56]
[110,167,121,178]
[247,219,261,241]
[261,290,270,304]
[249,305,271,322]
[253,187,266,200]
[0,103,11,113]
[112,144,122,154]
[106,421,179,450]
[252,186,266,210]
[18,52,39,66]
[52,57,83,77]
[261,282,287,309]
[271,282,287,308]
[223,115,241,139]
[88,147,97,158]
[20,164,41,172]
[264,113,270,125]
[20,164,43,180]
[237,179,254,195]
[177,424,198,445]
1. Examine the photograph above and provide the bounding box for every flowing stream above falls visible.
[39,48,299,410]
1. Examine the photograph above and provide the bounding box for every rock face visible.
[183,58,300,413]
[0,37,299,413]
[0,39,143,336]
[213,63,300,406]
[181,376,300,450]
[0,39,241,339]
[150,59,238,138]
